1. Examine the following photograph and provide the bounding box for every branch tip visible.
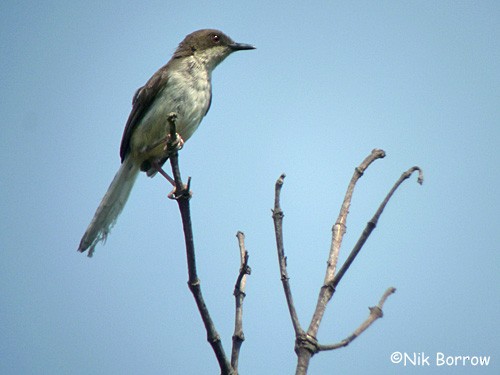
[372,148,386,158]
[379,287,396,306]
[277,173,286,185]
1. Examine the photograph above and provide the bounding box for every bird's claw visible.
[164,132,184,151]
[167,185,192,200]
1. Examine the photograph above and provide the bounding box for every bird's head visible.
[174,29,255,70]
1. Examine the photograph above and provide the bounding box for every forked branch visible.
[271,149,423,375]
[330,166,423,289]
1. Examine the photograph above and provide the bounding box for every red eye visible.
[212,34,220,43]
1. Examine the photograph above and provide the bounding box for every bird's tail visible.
[78,155,140,256]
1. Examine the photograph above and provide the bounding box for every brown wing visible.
[119,64,170,161]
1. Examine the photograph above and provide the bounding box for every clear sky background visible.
[1,1,498,374]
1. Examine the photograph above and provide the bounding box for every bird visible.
[78,29,255,256]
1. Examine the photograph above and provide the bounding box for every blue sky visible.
[1,1,499,374]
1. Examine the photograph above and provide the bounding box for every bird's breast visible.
[129,62,211,162]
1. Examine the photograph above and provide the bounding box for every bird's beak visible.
[229,42,256,51]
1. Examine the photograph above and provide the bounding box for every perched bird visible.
[78,29,255,256]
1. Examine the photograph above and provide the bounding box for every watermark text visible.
[390,352,491,367]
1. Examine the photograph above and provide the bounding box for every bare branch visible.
[271,174,304,338]
[270,150,422,375]
[331,166,424,290]
[167,115,233,375]
[307,149,386,338]
[318,287,396,351]
[231,231,251,373]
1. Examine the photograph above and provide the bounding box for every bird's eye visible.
[212,34,220,43]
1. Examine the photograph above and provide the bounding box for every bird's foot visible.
[164,132,184,151]
[168,184,192,200]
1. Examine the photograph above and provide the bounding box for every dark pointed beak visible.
[229,42,256,51]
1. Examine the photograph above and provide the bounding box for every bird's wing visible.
[119,64,170,161]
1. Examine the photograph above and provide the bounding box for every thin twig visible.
[330,166,424,289]
[307,149,386,339]
[167,114,233,374]
[272,174,305,339]
[231,231,251,373]
[318,287,396,351]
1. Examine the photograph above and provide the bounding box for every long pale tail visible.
[78,155,140,256]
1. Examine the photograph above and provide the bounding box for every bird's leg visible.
[152,160,175,186]
[152,160,190,200]
[164,132,184,152]
[162,112,191,199]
